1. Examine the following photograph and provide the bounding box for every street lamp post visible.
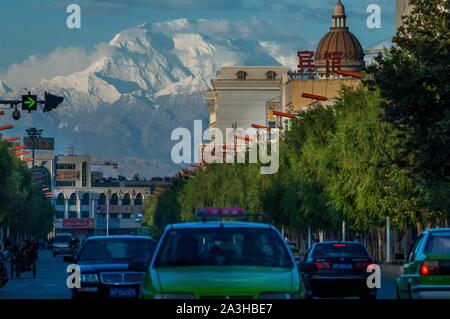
[26,127,43,168]
[106,198,110,236]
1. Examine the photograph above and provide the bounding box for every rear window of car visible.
[154,228,293,268]
[53,236,72,243]
[425,233,450,254]
[311,243,370,259]
[78,238,155,263]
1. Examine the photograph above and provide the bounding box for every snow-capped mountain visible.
[38,19,281,107]
[0,81,12,95]
[0,19,283,178]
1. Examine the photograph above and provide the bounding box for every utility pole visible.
[307,225,312,250]
[342,220,346,242]
[386,216,391,263]
[26,127,43,168]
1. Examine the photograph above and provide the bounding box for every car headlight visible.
[259,293,297,299]
[80,274,99,283]
[155,293,195,299]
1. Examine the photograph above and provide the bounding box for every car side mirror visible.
[298,261,317,273]
[63,255,76,263]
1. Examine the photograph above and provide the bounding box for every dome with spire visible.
[315,0,365,76]
[333,0,345,16]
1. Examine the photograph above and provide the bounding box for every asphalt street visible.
[0,249,70,299]
[0,249,400,299]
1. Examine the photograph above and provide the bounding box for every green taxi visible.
[397,228,450,299]
[141,219,304,299]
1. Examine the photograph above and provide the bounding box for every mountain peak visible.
[0,81,12,93]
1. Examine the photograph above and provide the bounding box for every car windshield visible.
[155,228,293,268]
[53,236,71,243]
[312,243,370,259]
[425,233,450,254]
[78,238,155,263]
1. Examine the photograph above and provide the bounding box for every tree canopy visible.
[0,140,54,238]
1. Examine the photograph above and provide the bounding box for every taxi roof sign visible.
[196,208,246,218]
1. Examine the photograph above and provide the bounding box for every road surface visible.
[0,249,400,299]
[0,249,70,299]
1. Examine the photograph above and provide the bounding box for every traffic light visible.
[43,92,64,112]
[21,95,37,111]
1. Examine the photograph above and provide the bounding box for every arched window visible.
[98,193,106,205]
[110,193,119,206]
[56,193,65,205]
[123,193,131,206]
[69,193,77,206]
[266,70,277,80]
[236,70,248,80]
[135,193,143,206]
[82,161,88,187]
[81,193,89,206]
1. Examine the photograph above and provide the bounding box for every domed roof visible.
[315,0,365,75]
[333,0,345,16]
[315,30,364,62]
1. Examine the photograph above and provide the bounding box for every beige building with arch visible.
[29,147,169,237]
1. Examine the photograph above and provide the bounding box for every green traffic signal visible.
[22,95,37,111]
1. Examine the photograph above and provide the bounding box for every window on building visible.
[81,211,90,218]
[69,211,77,218]
[69,193,77,206]
[81,193,89,206]
[82,161,88,187]
[98,193,106,205]
[110,193,119,205]
[55,211,64,219]
[56,193,65,205]
[56,164,76,170]
[135,193,143,206]
[236,70,248,80]
[266,71,277,80]
[122,213,132,219]
[123,193,131,206]
[56,181,76,187]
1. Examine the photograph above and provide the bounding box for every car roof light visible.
[195,207,246,218]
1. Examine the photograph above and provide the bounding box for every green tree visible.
[0,140,54,238]
[365,0,450,219]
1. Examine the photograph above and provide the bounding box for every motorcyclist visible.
[70,237,80,255]
[0,250,8,288]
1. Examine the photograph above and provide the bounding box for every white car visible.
[52,233,73,257]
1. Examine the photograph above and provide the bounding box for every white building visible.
[203,66,290,135]
[29,148,169,237]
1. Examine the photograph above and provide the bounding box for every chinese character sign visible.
[297,51,316,77]
[325,51,343,77]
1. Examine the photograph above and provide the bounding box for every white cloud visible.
[259,41,298,69]
[0,44,115,90]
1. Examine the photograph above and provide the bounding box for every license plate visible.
[109,287,137,298]
[332,263,353,270]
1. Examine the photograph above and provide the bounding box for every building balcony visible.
[97,205,143,214]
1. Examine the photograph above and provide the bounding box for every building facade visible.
[29,148,169,238]
[204,66,290,134]
[204,1,364,130]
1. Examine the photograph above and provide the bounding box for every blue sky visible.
[0,0,395,76]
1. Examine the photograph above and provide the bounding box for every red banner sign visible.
[63,218,94,229]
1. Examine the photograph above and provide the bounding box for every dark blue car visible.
[64,235,155,299]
